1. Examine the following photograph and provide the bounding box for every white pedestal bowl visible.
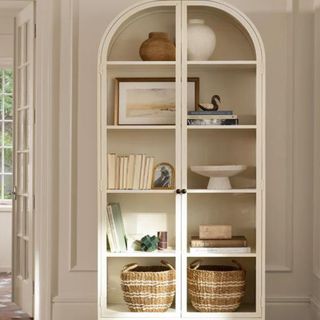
[190,165,247,189]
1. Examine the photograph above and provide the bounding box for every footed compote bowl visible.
[190,165,247,189]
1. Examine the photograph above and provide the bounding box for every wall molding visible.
[59,0,96,273]
[311,296,320,315]
[266,296,311,304]
[266,0,295,273]
[266,265,292,273]
[313,2,320,280]
[68,0,80,273]
[52,295,96,304]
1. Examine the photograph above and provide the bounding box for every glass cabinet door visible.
[181,2,260,316]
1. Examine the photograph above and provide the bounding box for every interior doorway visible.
[0,1,34,319]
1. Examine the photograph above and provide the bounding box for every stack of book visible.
[190,225,250,253]
[187,110,239,126]
[106,203,127,252]
[107,153,155,190]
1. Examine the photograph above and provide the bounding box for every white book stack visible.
[107,153,155,190]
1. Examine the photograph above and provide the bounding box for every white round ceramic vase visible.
[187,19,216,60]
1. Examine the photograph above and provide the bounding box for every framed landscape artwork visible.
[114,77,199,125]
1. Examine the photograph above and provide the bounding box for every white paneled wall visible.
[52,1,316,319]
[0,208,12,272]
[0,16,13,274]
[0,17,13,61]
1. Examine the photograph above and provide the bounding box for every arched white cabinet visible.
[98,1,265,319]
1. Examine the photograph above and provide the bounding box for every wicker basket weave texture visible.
[188,260,246,312]
[121,262,176,312]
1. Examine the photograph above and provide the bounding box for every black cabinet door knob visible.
[181,189,187,194]
[176,189,181,194]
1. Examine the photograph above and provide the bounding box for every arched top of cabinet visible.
[98,0,265,64]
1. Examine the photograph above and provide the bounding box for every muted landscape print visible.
[126,88,175,119]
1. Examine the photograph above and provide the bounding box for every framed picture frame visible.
[152,162,175,189]
[114,77,199,125]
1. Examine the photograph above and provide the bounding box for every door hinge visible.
[33,194,35,210]
[34,23,37,38]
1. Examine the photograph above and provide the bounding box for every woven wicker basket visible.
[188,259,246,312]
[121,260,175,312]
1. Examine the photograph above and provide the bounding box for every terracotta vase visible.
[139,32,175,61]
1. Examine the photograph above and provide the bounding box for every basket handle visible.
[232,259,246,273]
[122,263,138,273]
[161,259,175,271]
[190,259,202,270]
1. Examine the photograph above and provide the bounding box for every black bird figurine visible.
[199,95,221,111]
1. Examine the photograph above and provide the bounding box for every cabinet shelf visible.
[106,304,177,318]
[186,251,256,258]
[106,125,176,130]
[187,125,257,130]
[106,189,175,194]
[188,60,256,70]
[186,303,257,317]
[106,250,176,257]
[188,189,256,194]
[107,61,176,66]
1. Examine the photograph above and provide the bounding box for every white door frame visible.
[33,0,55,319]
[0,0,54,318]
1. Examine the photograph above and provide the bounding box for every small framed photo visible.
[152,163,175,189]
[114,77,199,125]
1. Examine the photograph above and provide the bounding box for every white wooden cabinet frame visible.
[97,1,265,319]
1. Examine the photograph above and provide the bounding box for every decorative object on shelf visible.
[114,77,199,125]
[121,260,176,312]
[157,231,168,250]
[152,162,175,189]
[188,259,246,312]
[190,165,247,189]
[126,234,142,252]
[189,246,251,253]
[187,19,216,60]
[187,115,238,126]
[107,153,155,190]
[106,203,127,252]
[139,235,160,252]
[139,32,175,61]
[199,95,221,111]
[188,94,239,125]
[191,225,251,253]
[191,235,248,248]
[199,224,232,240]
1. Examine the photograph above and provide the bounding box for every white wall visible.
[0,16,13,61]
[0,208,12,272]
[51,1,316,319]
[0,16,13,273]
[312,1,320,319]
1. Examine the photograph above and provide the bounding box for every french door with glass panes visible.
[12,2,35,316]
